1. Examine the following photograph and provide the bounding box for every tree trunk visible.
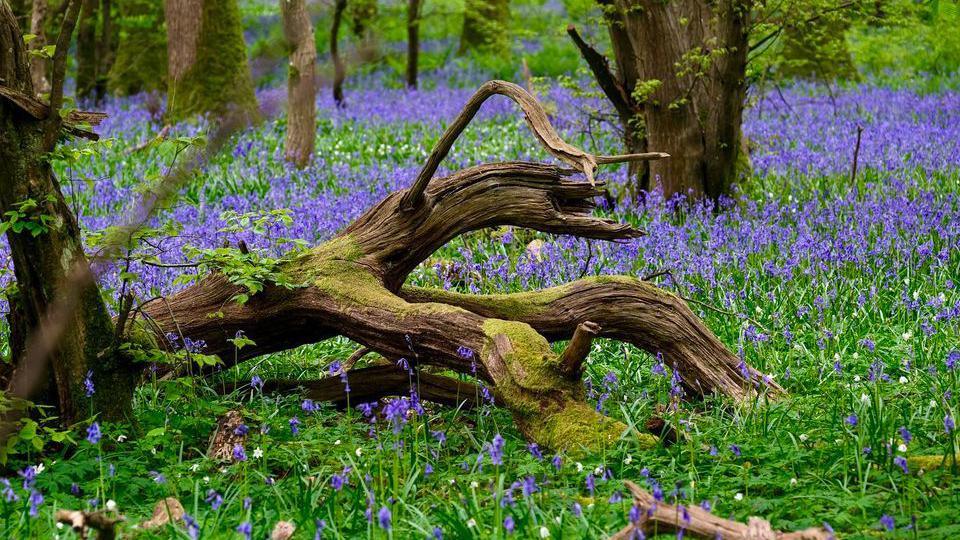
[94,0,115,103]
[28,0,49,95]
[459,0,508,54]
[280,0,316,168]
[405,0,420,88]
[107,0,167,96]
[330,0,346,107]
[572,0,749,201]
[137,81,776,453]
[0,0,137,424]
[76,0,97,101]
[164,0,257,121]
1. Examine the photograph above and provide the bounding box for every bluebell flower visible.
[233,444,247,461]
[488,434,505,465]
[528,443,543,460]
[28,490,43,517]
[206,489,223,510]
[378,506,392,530]
[83,370,95,397]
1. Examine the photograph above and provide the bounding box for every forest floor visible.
[1,73,959,538]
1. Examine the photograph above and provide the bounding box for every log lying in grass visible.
[138,80,780,454]
[611,481,832,540]
[55,509,123,540]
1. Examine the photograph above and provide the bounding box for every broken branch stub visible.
[140,80,770,453]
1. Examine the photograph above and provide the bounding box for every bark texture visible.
[164,0,257,121]
[280,0,316,167]
[0,0,137,423]
[571,0,750,201]
[137,81,777,453]
[459,0,509,54]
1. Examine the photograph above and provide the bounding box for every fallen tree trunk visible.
[137,80,776,453]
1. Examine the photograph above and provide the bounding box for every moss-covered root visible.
[480,318,657,455]
[907,454,960,473]
[520,402,657,457]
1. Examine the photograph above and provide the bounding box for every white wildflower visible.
[734,493,744,501]
[539,526,551,538]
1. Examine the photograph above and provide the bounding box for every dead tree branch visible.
[611,481,832,540]
[138,80,774,452]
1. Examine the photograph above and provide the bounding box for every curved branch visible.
[345,162,645,290]
[400,276,782,401]
[400,80,668,209]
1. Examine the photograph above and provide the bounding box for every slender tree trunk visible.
[280,0,316,168]
[164,0,257,121]
[330,0,346,107]
[28,0,49,95]
[93,0,115,103]
[76,0,97,101]
[108,0,166,96]
[405,0,420,88]
[574,0,749,201]
[459,0,508,54]
[0,0,136,424]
